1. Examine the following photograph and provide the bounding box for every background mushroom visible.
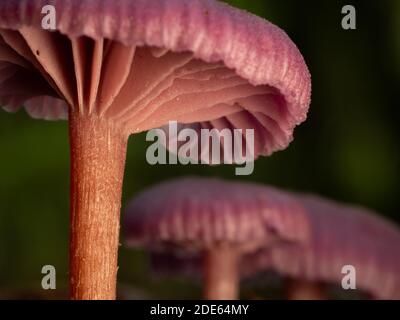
[124,177,400,300]
[0,0,310,299]
[254,194,400,299]
[284,278,326,300]
[123,177,311,299]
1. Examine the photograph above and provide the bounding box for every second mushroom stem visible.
[203,245,240,300]
[285,278,327,300]
[69,112,127,300]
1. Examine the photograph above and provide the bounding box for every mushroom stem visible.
[285,278,327,300]
[69,112,127,300]
[203,245,239,300]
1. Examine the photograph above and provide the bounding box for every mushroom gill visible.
[0,28,294,155]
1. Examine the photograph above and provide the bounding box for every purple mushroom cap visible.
[124,177,400,299]
[0,0,311,158]
[124,177,310,272]
[256,194,400,299]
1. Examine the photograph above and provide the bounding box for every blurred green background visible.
[0,0,399,299]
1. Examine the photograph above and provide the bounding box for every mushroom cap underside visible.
[0,0,311,157]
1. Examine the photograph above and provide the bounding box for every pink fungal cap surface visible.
[0,0,311,157]
[256,194,400,299]
[125,177,400,298]
[124,177,311,260]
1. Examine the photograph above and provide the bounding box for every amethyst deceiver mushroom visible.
[123,177,311,299]
[125,177,400,300]
[0,0,310,299]
[254,194,400,299]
